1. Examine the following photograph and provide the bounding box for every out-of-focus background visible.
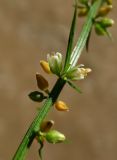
[0,0,117,160]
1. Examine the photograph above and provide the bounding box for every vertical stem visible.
[13,78,66,160]
[70,0,103,68]
[12,0,104,159]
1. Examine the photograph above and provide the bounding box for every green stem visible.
[70,0,104,68]
[12,1,103,159]
[13,78,66,160]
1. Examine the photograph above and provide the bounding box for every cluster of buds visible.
[77,0,114,37]
[78,0,112,17]
[39,52,92,95]
[40,52,91,81]
[94,0,114,37]
[36,120,66,159]
[77,0,91,17]
[37,120,66,144]
[94,17,114,36]
[30,51,92,158]
[28,49,92,103]
[29,53,73,111]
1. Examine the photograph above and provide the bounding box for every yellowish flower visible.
[107,0,112,5]
[54,101,69,111]
[97,5,112,17]
[66,65,92,80]
[78,7,88,17]
[40,60,51,74]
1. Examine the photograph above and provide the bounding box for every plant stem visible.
[70,0,103,68]
[13,78,66,160]
[12,0,103,159]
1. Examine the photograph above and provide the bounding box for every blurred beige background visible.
[0,0,117,160]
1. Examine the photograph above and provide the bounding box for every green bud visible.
[97,5,112,17]
[78,7,88,17]
[95,23,107,36]
[100,18,114,28]
[106,0,112,5]
[45,130,66,144]
[47,52,63,76]
[28,91,46,102]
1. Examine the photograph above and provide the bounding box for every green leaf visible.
[64,1,78,71]
[86,28,92,51]
[67,80,82,94]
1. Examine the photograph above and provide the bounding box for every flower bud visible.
[36,73,49,91]
[100,18,114,28]
[97,5,112,17]
[106,0,112,5]
[78,7,88,17]
[54,101,69,111]
[40,60,51,74]
[40,120,54,132]
[95,23,106,36]
[66,66,92,81]
[47,52,63,76]
[28,91,45,102]
[45,130,66,144]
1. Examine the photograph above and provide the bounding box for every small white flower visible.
[47,52,63,76]
[66,65,92,80]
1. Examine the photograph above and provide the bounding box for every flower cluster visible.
[36,120,66,159]
[40,52,91,81]
[28,50,92,159]
[38,120,65,144]
[78,0,114,37]
[27,45,92,159]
